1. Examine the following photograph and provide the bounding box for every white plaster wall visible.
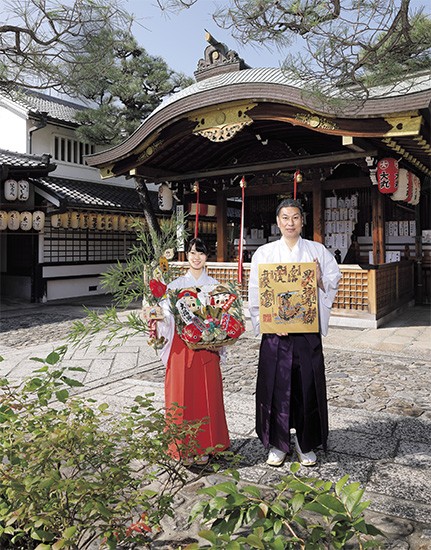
[30,122,133,187]
[0,106,27,153]
[46,277,107,300]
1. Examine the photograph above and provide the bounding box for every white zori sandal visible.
[266,446,287,467]
[294,436,317,466]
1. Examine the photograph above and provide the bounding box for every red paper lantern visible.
[376,158,399,194]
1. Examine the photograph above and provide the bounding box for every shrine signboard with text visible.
[258,263,319,333]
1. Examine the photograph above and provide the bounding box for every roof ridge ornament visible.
[194,30,250,82]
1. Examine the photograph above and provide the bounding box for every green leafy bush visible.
[186,464,384,549]
[0,347,204,549]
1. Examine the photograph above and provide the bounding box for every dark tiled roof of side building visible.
[3,89,88,124]
[0,148,56,171]
[30,175,157,213]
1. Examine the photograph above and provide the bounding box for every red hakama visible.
[165,332,230,459]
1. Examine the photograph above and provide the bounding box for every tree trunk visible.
[134,177,161,236]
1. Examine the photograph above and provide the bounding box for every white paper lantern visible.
[79,212,89,229]
[20,211,33,231]
[158,183,173,211]
[111,215,119,231]
[32,211,45,231]
[88,213,97,230]
[70,211,79,229]
[0,211,8,230]
[60,213,70,228]
[51,214,61,228]
[391,169,411,202]
[96,214,106,230]
[105,214,113,230]
[7,211,20,230]
[17,180,30,201]
[4,179,18,201]
[409,174,421,206]
[119,215,128,231]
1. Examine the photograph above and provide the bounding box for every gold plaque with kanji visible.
[258,262,319,333]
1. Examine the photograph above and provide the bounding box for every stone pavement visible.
[0,296,431,548]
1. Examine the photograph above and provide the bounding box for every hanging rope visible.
[238,176,246,284]
[193,181,199,238]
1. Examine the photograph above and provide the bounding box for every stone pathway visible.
[1,299,430,548]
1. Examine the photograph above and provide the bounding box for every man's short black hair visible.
[276,198,304,217]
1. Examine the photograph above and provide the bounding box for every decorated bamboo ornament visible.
[4,179,18,201]
[0,211,8,230]
[32,211,45,231]
[20,211,32,231]
[7,211,20,230]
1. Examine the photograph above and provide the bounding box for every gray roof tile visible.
[0,148,53,169]
[8,90,87,124]
[30,176,155,213]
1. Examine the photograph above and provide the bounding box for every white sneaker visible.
[294,438,317,466]
[266,446,287,467]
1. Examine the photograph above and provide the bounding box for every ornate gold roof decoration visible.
[136,140,164,162]
[191,102,256,142]
[383,113,422,136]
[295,113,337,130]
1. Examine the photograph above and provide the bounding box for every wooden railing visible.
[173,260,415,319]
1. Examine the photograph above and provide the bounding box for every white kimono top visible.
[248,237,341,337]
[157,269,219,366]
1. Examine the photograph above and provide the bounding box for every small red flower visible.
[149,279,167,299]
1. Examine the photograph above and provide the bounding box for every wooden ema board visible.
[258,262,319,333]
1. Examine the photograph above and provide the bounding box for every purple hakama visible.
[255,333,328,454]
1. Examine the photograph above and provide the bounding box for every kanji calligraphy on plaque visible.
[258,262,319,333]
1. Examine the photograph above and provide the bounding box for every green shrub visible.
[186,465,384,549]
[0,347,204,549]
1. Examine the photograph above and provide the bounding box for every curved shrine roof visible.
[85,66,431,183]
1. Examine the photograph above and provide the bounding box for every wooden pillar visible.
[312,183,324,243]
[216,188,228,262]
[372,186,385,264]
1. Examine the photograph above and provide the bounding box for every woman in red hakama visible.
[158,238,230,463]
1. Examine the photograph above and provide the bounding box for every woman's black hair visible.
[276,198,304,217]
[187,237,208,255]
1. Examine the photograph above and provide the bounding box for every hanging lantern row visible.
[50,212,146,231]
[3,179,30,202]
[0,210,45,231]
[391,169,421,205]
[376,158,421,206]
[376,158,421,205]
